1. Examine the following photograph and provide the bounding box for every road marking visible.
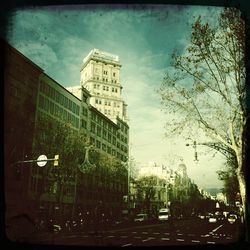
[142,232,148,234]
[107,235,115,238]
[226,237,233,240]
[132,232,137,234]
[134,236,141,239]
[201,234,209,237]
[210,224,223,234]
[191,240,200,243]
[161,237,170,240]
[153,232,160,234]
[207,241,215,244]
[164,233,170,235]
[177,233,183,235]
[176,239,185,241]
[142,237,154,242]
[122,243,132,247]
[120,235,128,238]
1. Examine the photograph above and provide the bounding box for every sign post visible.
[37,155,48,167]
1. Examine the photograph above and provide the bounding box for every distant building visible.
[78,48,128,123]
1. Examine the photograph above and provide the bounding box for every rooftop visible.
[81,49,121,70]
[83,48,119,63]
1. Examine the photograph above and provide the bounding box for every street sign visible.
[54,154,59,166]
[37,155,47,167]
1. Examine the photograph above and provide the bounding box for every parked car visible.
[134,213,148,222]
[198,214,205,220]
[208,214,217,223]
[52,224,62,232]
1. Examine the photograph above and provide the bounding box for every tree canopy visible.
[158,7,247,222]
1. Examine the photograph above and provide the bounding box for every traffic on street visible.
[24,215,244,247]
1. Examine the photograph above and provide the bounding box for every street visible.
[22,218,244,247]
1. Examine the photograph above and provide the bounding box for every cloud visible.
[13,41,58,70]
[5,5,226,189]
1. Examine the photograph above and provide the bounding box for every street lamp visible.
[186,140,199,163]
[78,145,96,173]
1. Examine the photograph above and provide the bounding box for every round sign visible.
[37,155,47,167]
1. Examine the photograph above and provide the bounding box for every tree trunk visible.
[236,156,248,241]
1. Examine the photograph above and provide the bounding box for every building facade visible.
[79,48,128,123]
[4,42,130,238]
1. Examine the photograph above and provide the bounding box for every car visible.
[158,208,170,221]
[208,215,217,223]
[227,214,238,224]
[134,213,148,222]
[52,224,62,232]
[198,214,205,219]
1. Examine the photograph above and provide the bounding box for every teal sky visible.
[6,4,225,188]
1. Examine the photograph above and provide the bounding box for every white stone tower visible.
[80,49,128,123]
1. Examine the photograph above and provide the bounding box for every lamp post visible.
[78,145,96,173]
[186,140,199,163]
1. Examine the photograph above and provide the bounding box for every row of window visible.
[90,124,128,152]
[103,70,116,77]
[38,94,79,129]
[91,76,118,84]
[91,112,116,132]
[95,98,120,108]
[93,84,118,93]
[90,137,127,161]
[91,113,128,142]
[40,80,80,116]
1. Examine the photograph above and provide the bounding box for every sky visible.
[5,4,226,189]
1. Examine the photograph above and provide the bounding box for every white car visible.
[134,213,148,222]
[208,216,217,223]
[158,208,170,221]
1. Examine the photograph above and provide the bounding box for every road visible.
[20,218,245,247]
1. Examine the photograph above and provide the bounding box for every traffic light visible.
[54,155,59,166]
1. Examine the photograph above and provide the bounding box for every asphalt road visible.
[15,218,245,247]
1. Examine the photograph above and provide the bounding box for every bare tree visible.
[158,7,247,222]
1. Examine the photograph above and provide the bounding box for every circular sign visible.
[37,155,47,167]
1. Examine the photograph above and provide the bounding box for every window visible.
[113,72,116,77]
[91,122,96,132]
[96,140,101,148]
[49,102,55,115]
[38,95,44,109]
[81,119,87,128]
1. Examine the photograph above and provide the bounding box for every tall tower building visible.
[80,49,128,123]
